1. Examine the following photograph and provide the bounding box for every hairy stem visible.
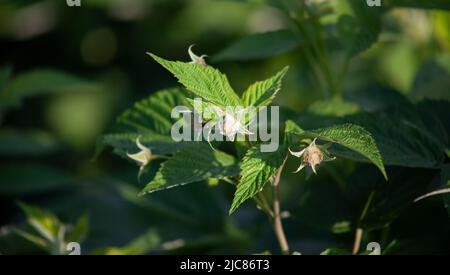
[352,228,363,255]
[353,191,376,255]
[271,157,289,254]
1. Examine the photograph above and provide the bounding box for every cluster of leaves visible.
[101,52,386,216]
[3,0,449,255]
[100,0,450,255]
[11,202,88,255]
[0,67,254,255]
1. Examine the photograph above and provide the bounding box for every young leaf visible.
[140,145,239,195]
[285,120,387,180]
[241,66,289,108]
[17,201,60,242]
[312,124,387,180]
[92,229,160,255]
[229,147,286,214]
[213,30,301,62]
[148,53,241,107]
[67,213,89,243]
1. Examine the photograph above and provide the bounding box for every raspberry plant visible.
[97,0,450,255]
[101,50,387,254]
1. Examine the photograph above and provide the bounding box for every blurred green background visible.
[0,0,449,255]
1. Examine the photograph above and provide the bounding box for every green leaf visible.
[186,98,220,121]
[0,66,12,92]
[286,120,387,179]
[344,85,410,112]
[241,66,289,108]
[307,97,359,117]
[335,2,383,56]
[229,147,286,214]
[0,69,88,108]
[297,102,448,169]
[416,100,450,148]
[101,133,187,158]
[0,129,61,157]
[140,145,239,195]
[12,228,49,251]
[385,0,450,10]
[284,119,305,145]
[67,213,89,243]
[114,87,190,135]
[340,108,446,169]
[100,88,193,158]
[93,229,160,255]
[213,30,300,62]
[0,164,73,195]
[412,60,450,101]
[148,53,241,106]
[320,248,352,255]
[313,124,387,180]
[17,202,60,242]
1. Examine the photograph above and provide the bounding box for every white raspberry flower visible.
[127,137,153,174]
[210,106,253,142]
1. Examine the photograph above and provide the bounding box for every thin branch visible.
[271,157,289,255]
[414,187,450,202]
[352,191,376,255]
[352,228,363,255]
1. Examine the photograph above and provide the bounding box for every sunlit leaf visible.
[140,145,239,195]
[93,229,160,255]
[148,53,241,106]
[17,202,60,242]
[99,88,193,158]
[67,213,89,243]
[241,66,289,108]
[286,120,386,179]
[229,147,286,214]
